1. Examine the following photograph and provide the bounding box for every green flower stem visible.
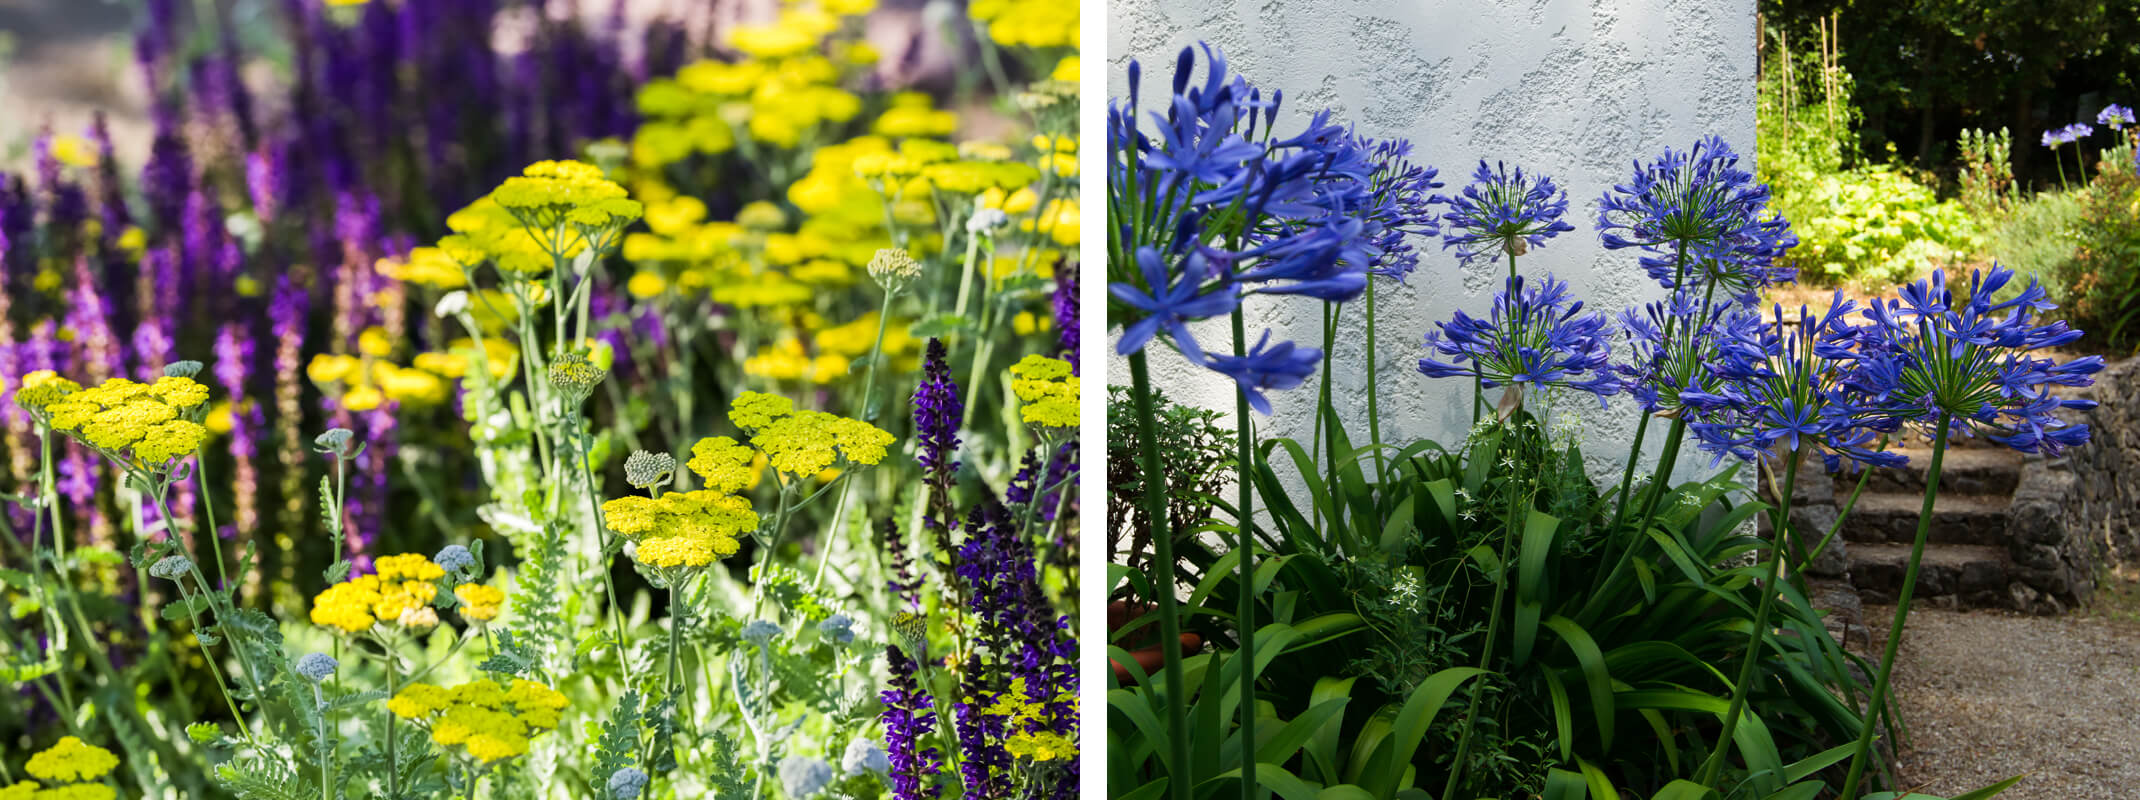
[859,287,896,422]
[192,454,229,599]
[569,426,634,685]
[150,484,264,749]
[952,228,984,319]
[661,586,686,765]
[1588,413,1651,595]
[1231,309,1260,800]
[1838,412,1952,799]
[1365,279,1385,480]
[384,637,400,799]
[958,291,1003,435]
[2054,146,2070,192]
[1443,447,1524,800]
[1795,453,1879,576]
[1126,350,1191,793]
[1695,447,1804,785]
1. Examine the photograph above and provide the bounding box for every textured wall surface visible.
[1107,0,1760,493]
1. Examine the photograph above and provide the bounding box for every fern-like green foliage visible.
[216,756,321,800]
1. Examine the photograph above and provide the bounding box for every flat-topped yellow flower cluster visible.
[2,736,119,800]
[309,553,456,633]
[14,372,211,471]
[387,678,568,763]
[728,391,895,477]
[1009,355,1078,430]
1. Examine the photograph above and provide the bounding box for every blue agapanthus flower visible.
[1354,135,1444,281]
[2043,122,2095,147]
[1436,160,1576,266]
[1845,265,2103,454]
[1597,136,1798,306]
[1684,296,1908,471]
[2098,103,2134,131]
[1611,289,1761,416]
[1418,273,1619,404]
[1207,330,1322,415]
[1109,42,1398,414]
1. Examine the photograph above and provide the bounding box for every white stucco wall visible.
[1107,0,1758,494]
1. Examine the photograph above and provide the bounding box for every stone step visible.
[1841,492,2011,546]
[1832,447,2024,497]
[1848,542,2013,609]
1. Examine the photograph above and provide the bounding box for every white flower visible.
[434,290,471,318]
[966,207,1009,235]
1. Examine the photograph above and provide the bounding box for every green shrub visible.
[2036,170,2140,352]
[1771,164,1985,287]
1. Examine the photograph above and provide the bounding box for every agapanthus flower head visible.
[1353,135,1444,281]
[1598,136,1798,305]
[1418,274,1620,406]
[1847,264,2102,454]
[294,652,339,682]
[2043,122,2095,147]
[1206,330,1322,415]
[1682,295,1908,471]
[1436,160,1577,266]
[1109,42,1375,415]
[2100,103,2136,131]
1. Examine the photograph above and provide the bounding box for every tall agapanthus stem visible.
[1796,452,1880,576]
[1126,351,1190,793]
[1365,279,1387,477]
[1231,308,1259,800]
[1696,447,1803,784]
[1838,412,1951,798]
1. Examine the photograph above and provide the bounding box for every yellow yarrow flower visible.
[310,555,446,633]
[24,737,118,783]
[454,583,505,622]
[13,370,82,412]
[686,436,757,493]
[389,679,566,764]
[376,246,471,289]
[1009,355,1078,429]
[969,0,1078,49]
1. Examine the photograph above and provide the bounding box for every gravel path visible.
[1865,604,2140,799]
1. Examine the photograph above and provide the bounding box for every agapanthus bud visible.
[867,248,921,293]
[623,450,677,489]
[148,554,193,580]
[607,767,648,799]
[435,290,471,318]
[547,350,606,403]
[162,360,204,378]
[294,652,339,682]
[841,736,890,776]
[434,545,475,574]
[741,620,783,645]
[779,756,834,799]
[817,613,855,646]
